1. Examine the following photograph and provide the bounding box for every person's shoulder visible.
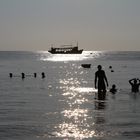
[110,88,117,93]
[101,70,105,73]
[95,71,98,74]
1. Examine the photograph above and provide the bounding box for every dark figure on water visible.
[9,73,13,78]
[21,73,25,79]
[41,72,45,79]
[34,73,37,78]
[95,65,109,99]
[129,78,140,93]
[110,84,117,94]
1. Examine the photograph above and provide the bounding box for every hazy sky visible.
[0,0,140,51]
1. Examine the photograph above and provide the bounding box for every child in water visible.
[110,84,117,94]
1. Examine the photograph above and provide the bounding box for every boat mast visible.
[76,42,78,47]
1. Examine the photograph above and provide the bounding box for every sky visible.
[0,0,140,51]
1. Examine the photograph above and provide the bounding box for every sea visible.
[0,51,140,140]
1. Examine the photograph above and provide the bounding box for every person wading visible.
[95,65,109,99]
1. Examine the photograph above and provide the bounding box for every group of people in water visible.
[9,72,46,79]
[9,65,140,98]
[94,65,140,99]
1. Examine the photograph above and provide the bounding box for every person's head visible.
[97,65,102,70]
[112,84,116,89]
[134,79,137,84]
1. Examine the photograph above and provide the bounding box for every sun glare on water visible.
[37,51,109,139]
[38,51,102,61]
[52,77,102,139]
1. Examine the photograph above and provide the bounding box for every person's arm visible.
[129,78,134,85]
[95,73,97,89]
[137,79,140,85]
[104,71,109,87]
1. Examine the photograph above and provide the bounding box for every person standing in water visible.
[129,78,140,93]
[95,65,109,95]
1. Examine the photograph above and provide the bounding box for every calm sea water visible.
[0,51,140,140]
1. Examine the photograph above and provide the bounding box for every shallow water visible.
[0,51,140,140]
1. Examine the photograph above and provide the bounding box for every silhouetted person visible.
[9,73,13,78]
[34,73,37,78]
[95,65,108,99]
[109,66,112,69]
[21,73,25,79]
[110,84,117,94]
[41,72,45,78]
[129,78,140,93]
[111,70,114,72]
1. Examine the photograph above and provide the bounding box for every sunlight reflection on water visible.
[71,87,97,93]
[53,77,100,139]
[39,77,116,139]
[54,122,96,139]
[38,51,103,61]
[38,51,110,139]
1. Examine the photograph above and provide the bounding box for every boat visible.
[48,44,83,54]
[81,64,91,68]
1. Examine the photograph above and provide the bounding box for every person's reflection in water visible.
[94,91,106,126]
[95,91,106,110]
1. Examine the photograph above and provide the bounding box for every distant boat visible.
[81,64,91,68]
[48,44,83,54]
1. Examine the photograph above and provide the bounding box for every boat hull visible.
[48,49,83,54]
[81,64,91,68]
